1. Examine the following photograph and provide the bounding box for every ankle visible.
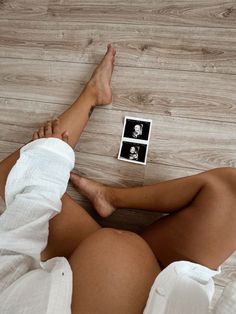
[107,187,119,209]
[83,80,98,106]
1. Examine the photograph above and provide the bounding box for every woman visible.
[0,44,235,313]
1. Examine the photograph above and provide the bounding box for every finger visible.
[52,118,60,134]
[45,121,52,136]
[32,132,39,140]
[38,126,45,138]
[62,131,69,143]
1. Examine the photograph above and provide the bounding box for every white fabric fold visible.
[0,138,75,314]
[143,261,221,314]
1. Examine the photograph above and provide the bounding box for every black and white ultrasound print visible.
[118,116,152,165]
[123,118,151,141]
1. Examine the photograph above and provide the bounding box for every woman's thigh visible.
[68,228,160,314]
[41,193,101,261]
[140,167,236,270]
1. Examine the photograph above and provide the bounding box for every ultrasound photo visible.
[118,116,152,165]
[123,118,151,141]
[119,141,147,164]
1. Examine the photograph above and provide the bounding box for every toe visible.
[45,121,52,136]
[69,172,81,186]
[111,46,116,57]
[62,131,69,143]
[70,172,77,181]
[108,44,116,56]
[106,43,111,53]
[32,131,39,141]
[38,126,45,138]
[52,118,60,134]
[105,44,115,60]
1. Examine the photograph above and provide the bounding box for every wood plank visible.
[74,151,145,187]
[0,98,68,127]
[79,112,236,171]
[0,59,236,124]
[47,0,236,28]
[80,109,236,171]
[0,0,48,20]
[1,20,236,74]
[1,104,236,171]
[144,162,202,184]
[2,0,235,29]
[46,0,236,28]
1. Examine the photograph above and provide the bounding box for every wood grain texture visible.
[47,0,236,28]
[0,19,236,74]
[0,0,236,307]
[1,101,236,171]
[0,0,49,20]
[0,59,236,124]
[2,0,235,29]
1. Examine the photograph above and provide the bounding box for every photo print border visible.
[118,116,152,165]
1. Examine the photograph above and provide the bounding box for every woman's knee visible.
[68,227,160,313]
[206,167,236,178]
[192,167,236,217]
[201,167,236,192]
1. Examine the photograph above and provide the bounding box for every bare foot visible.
[86,43,116,105]
[31,118,69,143]
[69,172,116,217]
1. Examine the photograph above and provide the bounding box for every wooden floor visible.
[0,0,236,310]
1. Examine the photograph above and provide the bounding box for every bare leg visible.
[70,167,236,269]
[56,43,115,148]
[69,171,204,217]
[0,44,116,261]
